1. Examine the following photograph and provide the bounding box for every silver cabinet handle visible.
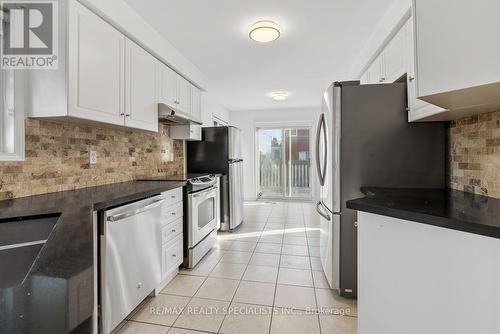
[172,229,176,233]
[171,212,176,216]
[408,76,415,82]
[316,201,331,221]
[172,254,176,258]
[108,199,165,222]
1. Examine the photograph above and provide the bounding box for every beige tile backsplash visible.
[0,118,184,200]
[448,110,500,198]
[3,109,500,201]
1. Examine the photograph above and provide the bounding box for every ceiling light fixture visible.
[270,91,289,101]
[248,21,281,43]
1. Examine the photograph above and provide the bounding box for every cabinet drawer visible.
[163,235,183,276]
[163,188,183,207]
[162,219,183,244]
[161,202,183,225]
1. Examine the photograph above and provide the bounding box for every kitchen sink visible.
[0,214,60,288]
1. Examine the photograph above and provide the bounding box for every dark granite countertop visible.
[0,180,185,334]
[137,172,223,182]
[346,188,500,239]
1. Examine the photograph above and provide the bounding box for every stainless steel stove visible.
[184,174,218,268]
[138,174,219,268]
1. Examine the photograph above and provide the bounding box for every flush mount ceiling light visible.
[248,21,281,43]
[270,91,289,101]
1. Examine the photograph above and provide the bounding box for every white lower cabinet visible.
[163,235,183,277]
[358,211,500,334]
[156,188,184,293]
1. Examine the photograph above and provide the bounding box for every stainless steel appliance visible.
[100,195,165,334]
[316,81,446,298]
[158,104,202,125]
[187,127,244,231]
[185,175,219,268]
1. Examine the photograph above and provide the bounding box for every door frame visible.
[254,121,314,201]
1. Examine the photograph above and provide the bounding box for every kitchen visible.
[1,0,500,334]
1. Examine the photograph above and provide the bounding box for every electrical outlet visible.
[89,151,97,164]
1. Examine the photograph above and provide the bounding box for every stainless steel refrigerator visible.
[316,81,446,298]
[187,126,244,231]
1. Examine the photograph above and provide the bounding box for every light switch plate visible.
[89,150,97,164]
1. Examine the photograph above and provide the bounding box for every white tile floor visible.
[117,201,357,334]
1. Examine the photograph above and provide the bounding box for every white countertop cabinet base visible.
[358,211,500,334]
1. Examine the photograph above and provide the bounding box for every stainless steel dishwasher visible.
[100,194,165,334]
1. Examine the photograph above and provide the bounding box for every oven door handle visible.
[189,179,216,187]
[192,186,216,198]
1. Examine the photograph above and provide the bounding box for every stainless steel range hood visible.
[158,103,202,125]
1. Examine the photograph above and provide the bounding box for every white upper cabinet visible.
[158,62,194,115]
[158,63,178,108]
[360,71,370,84]
[68,1,125,126]
[158,62,204,123]
[359,15,444,122]
[190,85,202,122]
[125,39,159,132]
[413,0,500,118]
[383,26,407,83]
[405,18,444,122]
[28,0,204,132]
[366,55,384,84]
[177,77,191,114]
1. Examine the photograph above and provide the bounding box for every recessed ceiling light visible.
[248,21,281,43]
[270,91,289,101]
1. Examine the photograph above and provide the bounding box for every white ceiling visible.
[123,0,394,111]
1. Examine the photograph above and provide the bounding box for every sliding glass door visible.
[257,127,312,200]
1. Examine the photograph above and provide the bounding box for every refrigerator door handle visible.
[315,113,327,186]
[316,201,331,221]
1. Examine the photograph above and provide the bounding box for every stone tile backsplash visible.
[448,110,500,198]
[0,119,184,200]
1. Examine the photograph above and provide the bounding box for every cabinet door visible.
[360,71,370,84]
[177,76,191,113]
[406,19,444,121]
[414,0,500,98]
[366,56,383,84]
[191,86,202,122]
[384,26,407,83]
[68,1,125,125]
[164,236,183,276]
[158,63,178,108]
[124,39,158,132]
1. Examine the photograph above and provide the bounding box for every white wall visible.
[202,93,231,127]
[230,107,321,201]
[81,0,208,90]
